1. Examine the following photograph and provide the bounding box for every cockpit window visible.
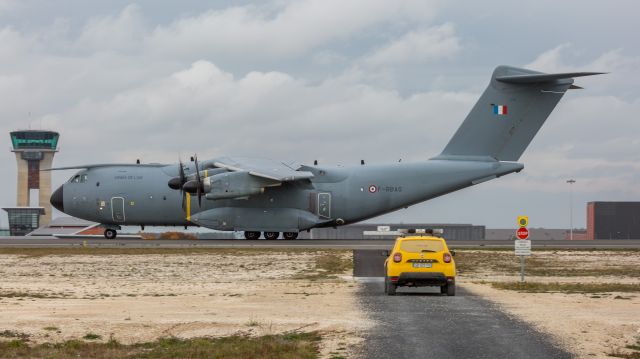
[69,174,88,183]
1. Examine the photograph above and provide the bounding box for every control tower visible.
[9,130,59,227]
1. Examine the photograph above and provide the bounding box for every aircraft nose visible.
[50,185,64,212]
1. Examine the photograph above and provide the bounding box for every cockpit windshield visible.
[68,173,88,183]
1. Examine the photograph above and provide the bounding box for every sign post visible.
[515,216,531,282]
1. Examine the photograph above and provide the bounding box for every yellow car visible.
[384,235,456,296]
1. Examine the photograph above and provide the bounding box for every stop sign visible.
[516,227,529,240]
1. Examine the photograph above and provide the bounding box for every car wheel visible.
[385,276,396,296]
[446,283,456,296]
[440,285,447,294]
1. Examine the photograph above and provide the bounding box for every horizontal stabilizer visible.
[496,71,605,84]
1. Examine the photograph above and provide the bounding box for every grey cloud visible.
[0,1,638,228]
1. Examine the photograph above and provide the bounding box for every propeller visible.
[167,159,188,211]
[181,154,204,208]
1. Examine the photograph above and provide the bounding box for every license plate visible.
[412,263,432,268]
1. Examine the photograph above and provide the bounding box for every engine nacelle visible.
[203,171,279,200]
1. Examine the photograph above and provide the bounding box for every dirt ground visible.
[458,250,640,359]
[1,248,638,358]
[0,250,371,359]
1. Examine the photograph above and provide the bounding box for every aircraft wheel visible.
[104,229,117,239]
[283,232,298,240]
[264,232,279,240]
[244,231,261,240]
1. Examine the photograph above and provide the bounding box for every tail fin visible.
[437,66,604,162]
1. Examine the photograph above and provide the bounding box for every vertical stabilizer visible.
[437,66,603,162]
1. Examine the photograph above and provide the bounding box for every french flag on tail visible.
[492,104,508,115]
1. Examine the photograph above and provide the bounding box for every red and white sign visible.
[368,185,378,193]
[516,227,529,240]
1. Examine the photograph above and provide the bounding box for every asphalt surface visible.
[1,236,639,249]
[357,281,573,359]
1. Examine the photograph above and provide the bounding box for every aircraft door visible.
[111,197,125,222]
[317,193,331,219]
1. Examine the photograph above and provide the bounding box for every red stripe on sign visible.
[503,105,508,115]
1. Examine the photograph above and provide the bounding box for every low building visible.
[485,228,573,240]
[299,223,485,240]
[587,202,640,240]
[2,207,45,236]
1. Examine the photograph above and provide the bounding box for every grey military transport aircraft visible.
[49,66,602,239]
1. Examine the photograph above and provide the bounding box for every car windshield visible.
[400,239,444,253]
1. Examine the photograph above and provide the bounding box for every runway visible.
[0,236,639,249]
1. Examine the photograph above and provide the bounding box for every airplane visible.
[48,65,603,239]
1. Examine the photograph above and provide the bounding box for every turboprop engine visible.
[203,171,280,200]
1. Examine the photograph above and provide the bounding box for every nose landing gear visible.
[104,228,117,239]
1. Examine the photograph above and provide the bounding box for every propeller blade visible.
[194,154,202,207]
[179,159,187,211]
[179,159,186,184]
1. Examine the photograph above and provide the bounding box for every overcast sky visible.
[1,0,638,229]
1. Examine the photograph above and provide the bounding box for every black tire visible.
[283,232,298,240]
[446,283,456,296]
[264,232,279,240]
[104,229,117,239]
[385,276,396,296]
[244,231,261,240]
[440,285,447,294]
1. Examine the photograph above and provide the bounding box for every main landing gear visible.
[243,231,299,240]
[283,232,298,240]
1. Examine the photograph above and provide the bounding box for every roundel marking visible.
[368,185,378,193]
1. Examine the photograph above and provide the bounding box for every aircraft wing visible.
[43,163,166,171]
[213,157,314,182]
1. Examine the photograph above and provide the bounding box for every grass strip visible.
[293,253,353,281]
[455,251,640,277]
[0,332,320,359]
[0,247,348,257]
[486,281,640,294]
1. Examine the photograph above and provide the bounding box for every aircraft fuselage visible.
[52,159,523,232]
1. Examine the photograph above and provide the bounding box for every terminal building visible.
[2,130,59,235]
